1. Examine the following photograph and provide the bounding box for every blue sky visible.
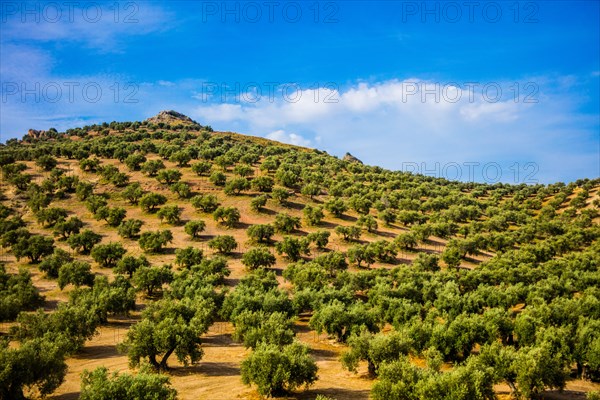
[1,1,599,183]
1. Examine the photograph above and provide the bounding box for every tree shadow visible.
[338,214,357,222]
[283,201,305,211]
[74,344,122,360]
[51,392,80,400]
[318,221,339,230]
[309,347,337,358]
[235,221,252,230]
[258,208,277,216]
[372,230,396,239]
[170,362,241,377]
[296,388,371,400]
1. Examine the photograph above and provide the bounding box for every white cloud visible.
[0,3,171,52]
[266,130,312,147]
[188,77,598,183]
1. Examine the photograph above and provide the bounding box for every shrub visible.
[138,230,173,253]
[247,224,275,243]
[79,367,177,400]
[242,247,276,270]
[91,243,126,268]
[118,219,143,239]
[184,220,206,239]
[208,235,237,254]
[274,213,301,233]
[241,342,318,397]
[157,205,182,225]
[250,194,268,212]
[139,193,167,212]
[213,206,241,228]
[191,194,220,213]
[58,261,95,289]
[68,229,102,254]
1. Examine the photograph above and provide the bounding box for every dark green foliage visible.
[371,356,496,400]
[335,225,361,241]
[250,194,268,212]
[184,220,206,239]
[0,266,44,321]
[138,230,173,253]
[209,170,227,186]
[68,229,102,254]
[271,186,292,205]
[275,236,310,261]
[36,154,58,171]
[213,206,241,228]
[191,161,211,176]
[76,181,94,200]
[79,367,177,400]
[303,205,324,226]
[241,342,318,397]
[273,213,301,233]
[141,159,165,177]
[170,150,191,167]
[242,247,276,270]
[12,234,54,263]
[91,242,126,268]
[307,230,331,249]
[412,253,440,272]
[191,194,220,213]
[0,336,68,399]
[140,193,167,212]
[94,206,127,227]
[36,207,68,227]
[357,215,378,232]
[208,235,238,254]
[224,177,250,195]
[132,265,174,296]
[175,246,204,268]
[251,176,274,192]
[156,169,182,185]
[58,261,95,289]
[116,255,150,278]
[122,182,144,205]
[53,216,84,239]
[347,244,377,268]
[118,219,143,239]
[301,183,321,198]
[119,297,215,369]
[85,195,108,214]
[310,300,379,342]
[247,224,275,243]
[232,310,294,348]
[124,153,147,170]
[39,248,73,278]
[157,205,182,225]
[170,182,191,199]
[342,330,414,375]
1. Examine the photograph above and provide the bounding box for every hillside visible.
[1,112,599,400]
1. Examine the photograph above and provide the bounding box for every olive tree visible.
[242,247,276,270]
[119,297,215,370]
[79,367,177,400]
[241,342,318,397]
[91,242,126,268]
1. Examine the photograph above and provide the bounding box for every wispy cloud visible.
[0,3,172,52]
[190,78,599,183]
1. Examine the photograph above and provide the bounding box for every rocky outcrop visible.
[343,152,363,164]
[145,110,200,126]
[27,129,45,139]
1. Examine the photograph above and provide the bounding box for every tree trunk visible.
[368,360,376,376]
[159,347,176,370]
[149,354,160,369]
